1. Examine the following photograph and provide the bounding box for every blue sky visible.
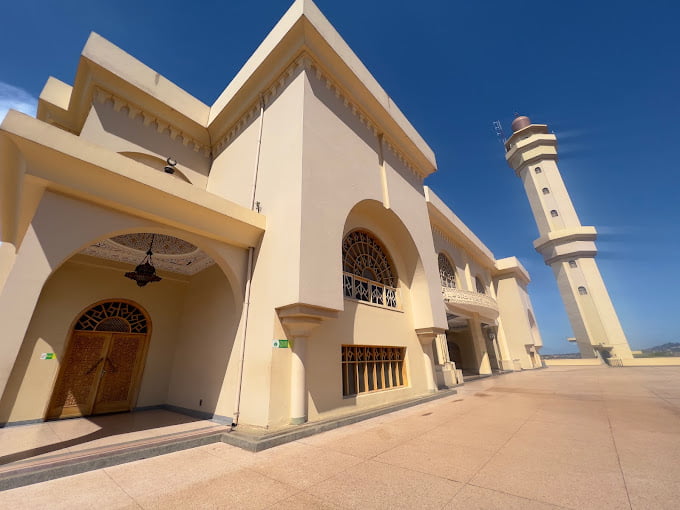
[1,1,678,353]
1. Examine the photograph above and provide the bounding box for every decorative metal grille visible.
[341,345,406,397]
[95,317,131,332]
[342,231,398,308]
[342,231,397,287]
[75,301,148,334]
[438,253,457,289]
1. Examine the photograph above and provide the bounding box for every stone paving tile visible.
[0,469,140,509]
[246,441,364,489]
[418,419,522,451]
[135,467,297,509]
[300,421,421,459]
[103,445,238,500]
[625,475,680,510]
[444,484,566,509]
[305,459,463,509]
[373,435,496,483]
[265,490,343,509]
[4,367,680,509]
[470,448,629,509]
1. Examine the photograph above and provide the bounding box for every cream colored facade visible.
[505,117,633,361]
[0,0,543,430]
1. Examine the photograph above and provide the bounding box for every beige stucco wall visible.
[167,264,241,419]
[0,190,250,423]
[0,259,187,424]
[80,100,210,188]
[298,68,446,330]
[494,275,538,370]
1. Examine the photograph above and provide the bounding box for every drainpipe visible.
[231,95,265,429]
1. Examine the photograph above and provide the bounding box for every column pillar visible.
[289,334,309,425]
[277,304,338,425]
[416,327,446,392]
[469,315,492,375]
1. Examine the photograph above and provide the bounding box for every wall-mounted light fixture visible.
[164,157,177,174]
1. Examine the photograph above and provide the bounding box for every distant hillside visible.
[641,342,680,355]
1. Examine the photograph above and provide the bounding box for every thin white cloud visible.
[0,81,38,122]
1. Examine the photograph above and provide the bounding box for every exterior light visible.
[124,234,162,287]
[164,157,177,174]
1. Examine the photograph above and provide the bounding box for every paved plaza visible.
[1,366,679,509]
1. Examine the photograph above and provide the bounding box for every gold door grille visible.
[341,345,406,397]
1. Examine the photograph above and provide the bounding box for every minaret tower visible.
[505,116,633,360]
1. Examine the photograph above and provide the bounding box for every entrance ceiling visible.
[81,233,215,276]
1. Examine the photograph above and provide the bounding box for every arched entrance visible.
[46,299,151,419]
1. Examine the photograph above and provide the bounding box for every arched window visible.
[475,276,486,294]
[75,300,148,333]
[578,286,588,295]
[438,253,457,289]
[542,187,550,195]
[342,230,398,308]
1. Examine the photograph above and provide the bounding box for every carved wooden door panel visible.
[47,332,110,419]
[92,333,146,415]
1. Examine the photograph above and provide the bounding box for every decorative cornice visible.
[93,88,212,157]
[212,51,427,182]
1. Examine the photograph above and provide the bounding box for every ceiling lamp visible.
[124,234,162,287]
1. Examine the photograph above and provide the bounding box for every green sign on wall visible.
[273,339,289,348]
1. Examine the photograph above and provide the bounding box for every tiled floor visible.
[2,366,680,509]
[0,409,219,465]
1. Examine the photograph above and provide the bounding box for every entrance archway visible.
[46,299,151,419]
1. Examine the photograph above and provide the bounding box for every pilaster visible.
[277,303,338,424]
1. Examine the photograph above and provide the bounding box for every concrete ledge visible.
[622,357,680,367]
[223,387,459,452]
[544,359,602,366]
[0,425,226,491]
[0,388,458,489]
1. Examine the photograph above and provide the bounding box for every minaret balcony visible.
[441,286,499,321]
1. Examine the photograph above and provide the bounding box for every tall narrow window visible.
[475,276,486,294]
[438,253,457,289]
[342,230,398,308]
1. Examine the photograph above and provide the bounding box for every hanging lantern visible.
[124,234,162,287]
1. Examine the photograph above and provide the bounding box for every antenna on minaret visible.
[492,120,506,145]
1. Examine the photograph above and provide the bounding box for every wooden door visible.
[46,332,110,419]
[47,300,151,420]
[92,333,147,415]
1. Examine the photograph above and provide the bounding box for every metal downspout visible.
[231,95,265,428]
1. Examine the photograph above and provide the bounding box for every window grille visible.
[342,345,406,397]
[75,301,148,333]
[342,230,398,309]
[438,253,457,289]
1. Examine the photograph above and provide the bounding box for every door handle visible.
[104,357,117,373]
[86,358,104,375]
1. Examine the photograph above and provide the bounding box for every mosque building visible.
[0,0,546,430]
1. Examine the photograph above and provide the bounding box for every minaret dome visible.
[511,115,532,132]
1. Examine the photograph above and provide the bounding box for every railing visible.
[343,272,399,309]
[441,285,499,318]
